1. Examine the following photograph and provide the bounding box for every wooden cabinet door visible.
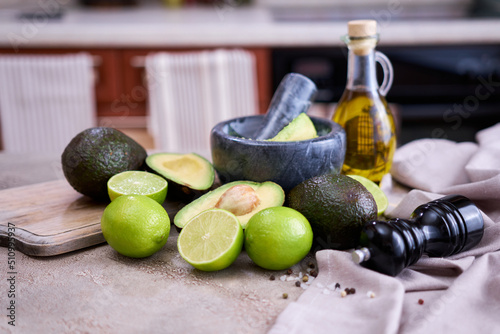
[0,47,271,120]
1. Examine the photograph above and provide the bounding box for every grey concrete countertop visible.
[0,153,314,333]
[0,4,500,49]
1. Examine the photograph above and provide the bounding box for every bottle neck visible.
[346,48,379,91]
[345,36,379,92]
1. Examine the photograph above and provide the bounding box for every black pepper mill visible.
[352,195,484,276]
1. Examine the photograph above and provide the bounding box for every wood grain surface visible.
[0,180,182,257]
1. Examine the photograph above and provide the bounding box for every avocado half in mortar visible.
[174,180,285,229]
[146,152,215,201]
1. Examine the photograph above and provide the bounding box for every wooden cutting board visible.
[0,180,181,257]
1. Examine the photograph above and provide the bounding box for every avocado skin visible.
[61,127,147,201]
[286,173,377,250]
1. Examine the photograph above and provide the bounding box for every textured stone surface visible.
[0,153,316,333]
[0,233,317,333]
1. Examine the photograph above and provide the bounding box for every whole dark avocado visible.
[286,173,377,250]
[61,127,147,201]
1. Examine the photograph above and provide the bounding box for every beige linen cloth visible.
[269,123,500,334]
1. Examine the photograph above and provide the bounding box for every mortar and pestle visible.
[210,73,347,193]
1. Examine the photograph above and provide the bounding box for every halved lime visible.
[108,171,168,204]
[177,209,244,271]
[347,174,388,216]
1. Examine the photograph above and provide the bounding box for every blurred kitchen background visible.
[1,0,500,152]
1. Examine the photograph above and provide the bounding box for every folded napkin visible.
[269,124,500,334]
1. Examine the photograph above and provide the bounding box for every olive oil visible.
[333,90,396,183]
[332,20,396,183]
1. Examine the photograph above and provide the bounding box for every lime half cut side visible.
[347,174,388,216]
[108,171,168,204]
[177,209,244,271]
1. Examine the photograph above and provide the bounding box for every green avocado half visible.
[268,113,317,142]
[146,152,215,201]
[174,180,285,229]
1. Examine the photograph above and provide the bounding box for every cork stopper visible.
[345,20,378,56]
[348,20,377,38]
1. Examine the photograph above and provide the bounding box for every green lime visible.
[177,209,243,271]
[107,171,168,204]
[244,206,313,270]
[101,195,171,258]
[347,174,388,216]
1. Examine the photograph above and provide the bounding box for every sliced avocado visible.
[61,127,147,201]
[146,152,215,201]
[174,181,285,229]
[268,113,317,142]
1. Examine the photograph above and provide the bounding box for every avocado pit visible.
[215,185,261,216]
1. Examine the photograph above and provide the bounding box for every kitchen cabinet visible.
[0,47,271,124]
[0,48,122,116]
[119,47,271,120]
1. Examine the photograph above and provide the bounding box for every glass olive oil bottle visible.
[333,20,396,183]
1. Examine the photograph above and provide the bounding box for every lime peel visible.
[100,195,171,258]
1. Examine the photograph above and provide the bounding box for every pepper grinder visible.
[352,195,484,276]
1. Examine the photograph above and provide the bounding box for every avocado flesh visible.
[268,113,317,142]
[61,127,147,201]
[174,181,285,229]
[287,173,377,250]
[146,153,214,191]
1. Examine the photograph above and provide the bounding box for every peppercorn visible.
[418,299,424,305]
[308,262,315,269]
[340,290,347,298]
[270,275,275,281]
[350,288,356,294]
[283,293,288,299]
[302,275,309,283]
[287,269,293,275]
[335,283,341,290]
[295,281,301,287]
[310,270,318,277]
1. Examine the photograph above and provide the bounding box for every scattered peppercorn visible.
[418,299,424,305]
[283,293,289,299]
[350,288,356,294]
[335,283,341,290]
[270,275,275,281]
[308,262,315,269]
[295,281,301,287]
[287,269,293,275]
[310,270,318,277]
[302,275,309,283]
[340,290,347,298]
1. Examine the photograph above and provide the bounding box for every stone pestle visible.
[252,73,317,140]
